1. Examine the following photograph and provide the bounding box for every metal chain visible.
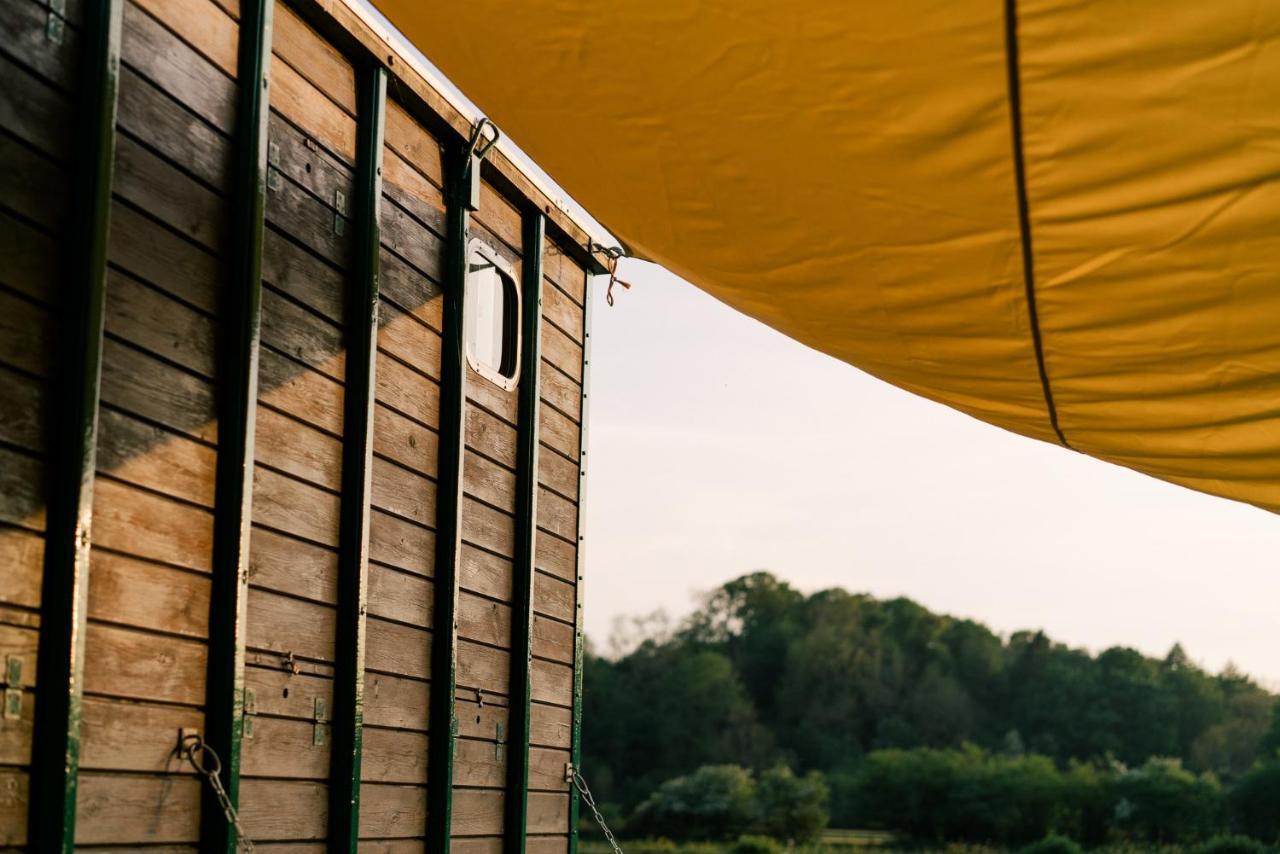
[180,733,256,852]
[570,765,625,854]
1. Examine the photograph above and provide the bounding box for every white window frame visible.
[463,237,521,392]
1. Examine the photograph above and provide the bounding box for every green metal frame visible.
[567,268,595,853]
[28,0,123,848]
[329,61,387,851]
[504,212,546,852]
[202,0,273,850]
[426,138,481,854]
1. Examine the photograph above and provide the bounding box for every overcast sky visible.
[585,260,1280,687]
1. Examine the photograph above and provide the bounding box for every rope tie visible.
[590,243,631,306]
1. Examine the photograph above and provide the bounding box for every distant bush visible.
[1113,758,1224,843]
[755,765,829,843]
[728,834,782,854]
[1231,762,1280,841]
[1194,834,1269,854]
[1016,833,1083,854]
[628,765,759,841]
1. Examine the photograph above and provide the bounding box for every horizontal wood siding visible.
[0,0,590,846]
[0,0,81,843]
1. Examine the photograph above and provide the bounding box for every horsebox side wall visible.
[0,0,594,848]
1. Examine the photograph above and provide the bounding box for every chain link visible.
[570,765,624,854]
[180,733,256,852]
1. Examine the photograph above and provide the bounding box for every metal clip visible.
[243,688,257,739]
[564,761,575,784]
[495,722,505,762]
[46,0,65,44]
[313,697,328,746]
[2,656,21,720]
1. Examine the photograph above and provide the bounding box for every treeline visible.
[581,572,1279,833]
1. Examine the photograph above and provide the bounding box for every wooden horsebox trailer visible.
[0,0,605,848]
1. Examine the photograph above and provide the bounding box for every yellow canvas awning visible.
[374,0,1280,513]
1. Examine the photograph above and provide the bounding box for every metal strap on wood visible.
[568,267,595,854]
[503,212,545,852]
[329,60,387,851]
[28,0,123,848]
[203,1,273,850]
[427,121,491,854]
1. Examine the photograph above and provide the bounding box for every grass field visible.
[578,832,1260,853]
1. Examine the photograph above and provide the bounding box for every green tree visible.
[628,764,758,841]
[1113,757,1224,843]
[754,765,829,842]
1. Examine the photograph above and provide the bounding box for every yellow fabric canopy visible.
[375,0,1280,513]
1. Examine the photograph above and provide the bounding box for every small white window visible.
[464,238,521,391]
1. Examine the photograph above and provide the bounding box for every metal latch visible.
[564,762,575,784]
[2,656,21,720]
[313,697,328,746]
[460,118,500,212]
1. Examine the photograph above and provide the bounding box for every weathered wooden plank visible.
[527,792,570,836]
[0,365,46,454]
[241,715,330,779]
[368,508,435,577]
[87,550,210,638]
[460,545,512,605]
[117,63,228,189]
[540,277,583,345]
[0,208,57,303]
[265,160,353,269]
[461,497,515,559]
[0,50,73,159]
[378,245,443,330]
[528,704,571,751]
[454,737,504,789]
[0,288,52,377]
[262,219,344,322]
[533,572,574,625]
[75,772,201,844]
[100,338,217,444]
[362,727,428,784]
[0,0,80,90]
[239,778,328,840]
[127,0,236,117]
[109,200,222,315]
[359,782,427,840]
[0,685,34,765]
[530,659,572,708]
[475,181,522,257]
[246,587,336,662]
[381,190,445,280]
[269,47,355,163]
[531,616,574,667]
[376,350,441,428]
[243,665,333,721]
[457,639,510,697]
[255,405,343,491]
[0,131,69,232]
[96,408,216,507]
[0,526,44,610]
[540,321,583,384]
[249,526,338,604]
[82,623,207,705]
[382,148,446,239]
[537,487,578,545]
[0,767,29,845]
[260,289,346,384]
[463,452,516,513]
[527,747,571,793]
[540,361,582,424]
[526,836,570,854]
[371,456,436,528]
[538,404,579,463]
[373,403,438,479]
[79,697,203,771]
[258,347,343,436]
[92,477,214,572]
[271,1,354,115]
[452,788,504,837]
[364,672,429,732]
[537,445,578,503]
[366,617,431,681]
[0,445,44,532]
[467,406,517,470]
[367,563,433,628]
[114,132,225,250]
[382,100,443,190]
[378,301,442,380]
[457,593,511,650]
[252,465,341,547]
[542,247,585,307]
[104,269,217,378]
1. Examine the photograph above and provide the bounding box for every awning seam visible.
[1003,0,1070,449]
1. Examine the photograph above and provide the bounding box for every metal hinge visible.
[333,189,347,235]
[313,697,328,746]
[46,0,65,44]
[494,722,505,762]
[2,656,22,720]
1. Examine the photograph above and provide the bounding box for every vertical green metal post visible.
[426,141,479,854]
[203,0,272,850]
[568,269,595,854]
[28,0,122,848]
[503,212,545,852]
[329,61,386,852]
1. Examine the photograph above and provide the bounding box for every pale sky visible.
[585,260,1280,688]
[359,4,1280,688]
